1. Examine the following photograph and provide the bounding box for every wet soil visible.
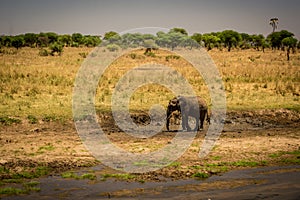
[0,109,299,199]
[2,166,300,199]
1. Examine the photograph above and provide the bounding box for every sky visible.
[1,0,300,39]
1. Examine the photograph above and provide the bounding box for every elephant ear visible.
[177,96,186,107]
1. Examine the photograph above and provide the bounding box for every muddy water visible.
[3,165,300,200]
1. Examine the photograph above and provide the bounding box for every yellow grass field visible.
[0,47,299,121]
[0,47,299,197]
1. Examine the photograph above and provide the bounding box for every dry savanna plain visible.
[0,47,299,196]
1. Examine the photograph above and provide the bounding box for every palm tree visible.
[269,18,279,33]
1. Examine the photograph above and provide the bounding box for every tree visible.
[220,30,241,51]
[282,37,298,60]
[49,42,63,56]
[37,33,49,47]
[46,32,58,44]
[58,34,72,47]
[180,36,199,49]
[239,33,252,49]
[169,27,188,36]
[2,36,12,47]
[251,34,265,51]
[103,31,119,40]
[167,31,185,50]
[24,33,37,47]
[267,30,294,50]
[269,18,279,33]
[11,36,25,50]
[202,34,220,51]
[191,33,202,45]
[156,32,170,48]
[72,33,83,45]
[82,35,102,47]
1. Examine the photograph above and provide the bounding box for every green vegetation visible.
[0,181,40,196]
[0,25,300,56]
[81,173,97,180]
[0,187,27,195]
[37,144,55,153]
[168,161,181,168]
[61,171,79,179]
[27,115,38,124]
[0,116,21,125]
[0,32,101,55]
[269,150,300,164]
[11,166,51,179]
[192,172,210,179]
[61,171,97,180]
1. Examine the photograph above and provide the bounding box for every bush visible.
[0,116,21,125]
[106,44,119,52]
[38,49,49,56]
[49,42,63,56]
[27,115,38,124]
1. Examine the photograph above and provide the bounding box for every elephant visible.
[166,96,210,131]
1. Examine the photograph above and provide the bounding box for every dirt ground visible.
[0,109,299,182]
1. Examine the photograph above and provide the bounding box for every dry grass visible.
[211,49,300,110]
[0,47,299,121]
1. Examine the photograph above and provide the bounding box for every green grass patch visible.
[167,161,181,168]
[27,115,38,124]
[0,187,27,195]
[61,172,97,180]
[269,150,300,159]
[0,116,21,125]
[23,181,40,192]
[229,160,260,167]
[2,179,23,184]
[22,181,39,187]
[0,166,10,174]
[38,144,55,152]
[81,173,97,180]
[279,158,300,164]
[11,166,52,179]
[211,156,222,161]
[61,171,80,179]
[41,115,53,122]
[192,172,210,179]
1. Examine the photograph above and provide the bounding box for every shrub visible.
[0,117,21,125]
[49,42,63,56]
[106,44,119,52]
[27,115,38,124]
[38,48,49,56]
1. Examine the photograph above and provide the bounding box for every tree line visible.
[0,28,299,60]
[0,32,101,55]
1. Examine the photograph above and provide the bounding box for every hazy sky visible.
[1,0,300,38]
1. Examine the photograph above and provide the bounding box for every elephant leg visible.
[199,110,207,130]
[166,117,170,131]
[181,115,187,130]
[185,116,192,131]
[182,114,191,131]
[166,111,172,131]
[194,117,200,131]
